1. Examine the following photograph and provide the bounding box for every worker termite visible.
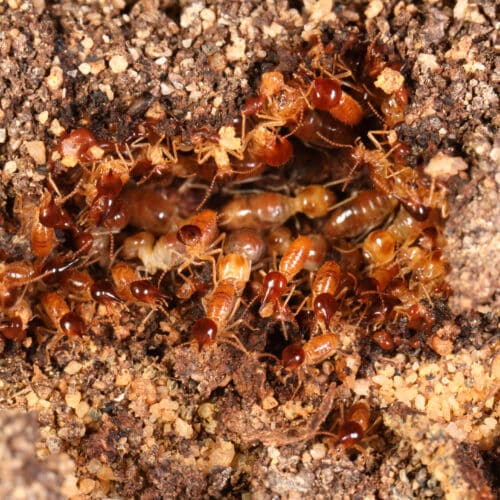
[260,235,313,318]
[111,262,168,311]
[293,108,356,149]
[14,195,58,259]
[122,209,221,278]
[220,184,336,231]
[175,209,223,280]
[191,253,251,350]
[282,334,340,371]
[0,261,36,293]
[308,77,364,126]
[58,268,124,308]
[246,122,293,167]
[280,333,340,397]
[362,229,396,267]
[329,401,378,454]
[324,189,398,240]
[267,229,327,275]
[190,126,261,209]
[0,295,33,343]
[0,316,26,342]
[386,206,435,246]
[39,291,86,354]
[256,71,307,125]
[310,261,341,334]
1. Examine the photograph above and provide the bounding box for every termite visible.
[310,261,341,334]
[331,401,377,454]
[111,262,167,310]
[220,185,336,231]
[260,235,313,318]
[191,253,251,350]
[308,77,364,126]
[123,209,222,278]
[39,291,86,354]
[281,334,340,371]
[324,190,398,240]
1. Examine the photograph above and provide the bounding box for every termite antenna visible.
[366,100,385,123]
[195,174,217,212]
[316,131,352,150]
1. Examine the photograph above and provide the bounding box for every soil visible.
[0,0,498,499]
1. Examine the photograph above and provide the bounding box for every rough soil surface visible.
[0,0,498,499]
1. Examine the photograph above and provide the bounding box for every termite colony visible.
[1,34,450,452]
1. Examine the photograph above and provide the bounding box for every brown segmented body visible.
[387,207,436,244]
[221,192,294,230]
[206,280,237,328]
[31,218,57,258]
[312,261,341,296]
[221,187,336,231]
[40,291,70,328]
[217,253,251,295]
[303,333,340,365]
[329,90,364,126]
[279,235,313,281]
[60,269,94,301]
[324,190,398,239]
[225,228,266,265]
[111,263,140,302]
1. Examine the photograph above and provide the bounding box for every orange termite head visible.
[38,197,75,231]
[281,343,305,370]
[372,330,395,350]
[59,312,85,338]
[313,292,337,327]
[264,136,293,167]
[335,421,364,451]
[96,169,123,198]
[0,317,25,341]
[0,285,20,309]
[310,78,342,111]
[90,279,124,305]
[259,71,285,97]
[192,317,218,351]
[130,279,163,306]
[259,271,287,316]
[177,224,202,246]
[242,95,265,116]
[72,230,94,253]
